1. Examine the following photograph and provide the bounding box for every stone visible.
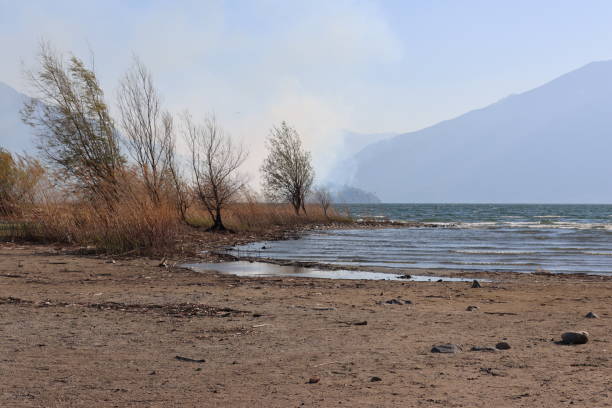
[470,346,496,352]
[466,305,479,311]
[307,377,320,384]
[431,344,461,353]
[370,376,382,382]
[397,274,412,279]
[495,342,511,350]
[585,312,599,319]
[561,331,589,345]
[471,280,482,288]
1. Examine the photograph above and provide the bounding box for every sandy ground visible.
[1,243,611,407]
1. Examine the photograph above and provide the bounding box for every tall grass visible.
[214,202,351,231]
[4,195,180,255]
[2,185,350,255]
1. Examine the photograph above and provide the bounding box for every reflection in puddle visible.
[185,261,481,282]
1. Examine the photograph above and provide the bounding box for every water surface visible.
[229,204,612,275]
[187,261,476,281]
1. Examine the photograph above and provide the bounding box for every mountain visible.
[329,185,381,204]
[0,82,35,153]
[342,61,612,203]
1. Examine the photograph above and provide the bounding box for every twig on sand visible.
[175,356,205,363]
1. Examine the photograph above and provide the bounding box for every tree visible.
[183,113,246,231]
[260,121,314,214]
[165,135,191,222]
[117,57,174,204]
[21,43,125,204]
[313,186,332,217]
[0,148,45,216]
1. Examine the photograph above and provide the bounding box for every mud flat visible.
[0,243,611,407]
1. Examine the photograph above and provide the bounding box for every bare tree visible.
[21,42,125,204]
[183,113,246,231]
[165,135,191,222]
[117,57,174,204]
[260,121,314,214]
[313,187,332,217]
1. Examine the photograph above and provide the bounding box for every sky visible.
[2,0,612,180]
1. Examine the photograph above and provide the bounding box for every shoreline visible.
[195,222,612,282]
[1,242,611,406]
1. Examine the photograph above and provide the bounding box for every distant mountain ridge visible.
[339,60,612,203]
[0,82,34,153]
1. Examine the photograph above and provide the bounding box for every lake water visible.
[228,204,612,275]
[185,261,477,282]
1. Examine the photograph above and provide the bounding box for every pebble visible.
[561,331,589,345]
[585,312,599,319]
[466,305,479,311]
[370,376,382,382]
[471,280,482,288]
[431,344,462,353]
[495,342,511,350]
[307,377,320,384]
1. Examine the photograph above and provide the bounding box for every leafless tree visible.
[313,187,332,217]
[260,121,314,214]
[21,42,125,204]
[183,113,246,231]
[117,57,175,204]
[165,135,191,222]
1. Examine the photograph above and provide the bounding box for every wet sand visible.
[1,243,611,407]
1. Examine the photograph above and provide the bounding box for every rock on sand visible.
[431,344,462,353]
[561,331,589,345]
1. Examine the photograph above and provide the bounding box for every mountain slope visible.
[347,61,612,203]
[0,82,35,153]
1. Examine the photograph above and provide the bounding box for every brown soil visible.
[1,243,611,407]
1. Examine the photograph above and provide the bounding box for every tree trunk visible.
[292,198,300,215]
[207,209,228,232]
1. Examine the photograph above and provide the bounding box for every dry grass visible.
[187,202,351,231]
[2,193,350,255]
[4,198,180,255]
[0,150,351,255]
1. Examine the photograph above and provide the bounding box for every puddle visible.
[184,261,481,282]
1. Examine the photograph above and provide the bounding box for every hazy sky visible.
[2,0,612,178]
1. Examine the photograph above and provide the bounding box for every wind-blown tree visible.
[183,113,246,231]
[117,57,174,204]
[21,43,125,204]
[260,121,314,214]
